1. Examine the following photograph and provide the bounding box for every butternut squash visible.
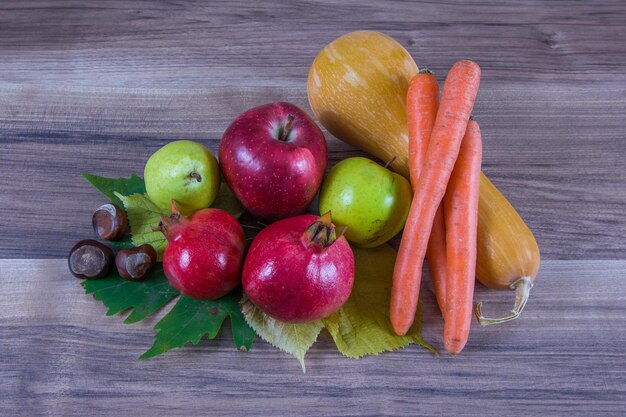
[307,31,540,325]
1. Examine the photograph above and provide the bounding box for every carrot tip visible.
[391,320,410,337]
[444,340,466,355]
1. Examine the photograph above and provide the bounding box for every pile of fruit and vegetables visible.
[70,31,540,371]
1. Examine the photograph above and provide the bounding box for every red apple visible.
[219,102,327,221]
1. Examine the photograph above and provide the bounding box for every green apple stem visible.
[189,172,202,182]
[278,114,296,142]
[384,156,397,169]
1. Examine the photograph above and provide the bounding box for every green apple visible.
[144,140,220,216]
[319,157,412,248]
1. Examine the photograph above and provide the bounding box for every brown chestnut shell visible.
[68,239,115,279]
[93,203,128,241]
[115,244,157,281]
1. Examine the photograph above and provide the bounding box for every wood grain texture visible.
[0,259,625,417]
[1,0,625,88]
[1,1,626,416]
[1,0,626,259]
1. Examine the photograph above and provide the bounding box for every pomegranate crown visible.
[302,211,347,250]
[152,200,187,239]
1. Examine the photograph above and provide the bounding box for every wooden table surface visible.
[1,1,625,416]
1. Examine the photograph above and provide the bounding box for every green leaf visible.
[81,265,179,324]
[116,193,168,261]
[107,234,136,250]
[82,172,146,207]
[141,290,256,360]
[114,180,243,261]
[322,244,437,358]
[241,296,323,373]
[212,181,245,219]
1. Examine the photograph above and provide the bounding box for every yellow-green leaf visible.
[241,296,323,373]
[116,192,168,261]
[322,244,436,359]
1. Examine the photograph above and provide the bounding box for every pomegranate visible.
[242,213,354,322]
[157,202,245,300]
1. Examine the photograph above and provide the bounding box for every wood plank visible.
[0,259,625,416]
[1,83,625,259]
[1,1,625,88]
[1,1,625,416]
[2,1,626,259]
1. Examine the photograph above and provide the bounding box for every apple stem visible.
[189,172,202,182]
[278,114,296,142]
[384,156,397,169]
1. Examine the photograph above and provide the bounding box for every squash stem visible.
[474,276,533,326]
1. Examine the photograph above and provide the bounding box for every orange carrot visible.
[406,68,447,314]
[390,60,480,336]
[443,118,482,354]
[426,209,447,311]
[407,69,440,186]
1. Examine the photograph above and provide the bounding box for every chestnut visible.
[68,239,115,279]
[116,244,157,281]
[93,203,128,240]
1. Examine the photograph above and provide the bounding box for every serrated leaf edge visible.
[240,297,322,373]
